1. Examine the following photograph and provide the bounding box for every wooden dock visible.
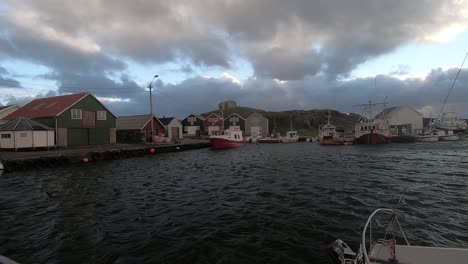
[0,142,211,173]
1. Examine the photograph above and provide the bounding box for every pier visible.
[0,141,211,173]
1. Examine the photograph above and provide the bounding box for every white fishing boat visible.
[435,112,467,132]
[417,120,439,142]
[281,131,299,143]
[319,112,348,145]
[328,208,468,264]
[438,129,459,141]
[281,116,299,143]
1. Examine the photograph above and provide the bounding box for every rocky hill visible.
[203,107,360,136]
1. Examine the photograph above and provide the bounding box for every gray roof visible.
[117,114,163,130]
[0,117,53,131]
[159,117,175,126]
[117,115,151,129]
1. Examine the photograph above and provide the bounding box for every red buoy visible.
[83,157,89,163]
[150,148,155,154]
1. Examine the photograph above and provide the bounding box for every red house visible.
[203,113,223,135]
[116,114,165,141]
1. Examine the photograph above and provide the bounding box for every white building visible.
[0,117,55,150]
[375,106,423,135]
[160,117,183,139]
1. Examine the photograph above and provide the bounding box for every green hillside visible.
[203,107,360,136]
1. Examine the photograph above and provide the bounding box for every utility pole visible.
[148,74,159,139]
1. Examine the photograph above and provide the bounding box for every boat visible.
[353,101,393,144]
[438,129,459,141]
[257,137,281,143]
[435,112,467,133]
[319,112,346,145]
[281,131,299,143]
[328,208,468,264]
[417,120,439,142]
[209,129,246,149]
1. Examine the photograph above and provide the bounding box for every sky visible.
[0,0,468,119]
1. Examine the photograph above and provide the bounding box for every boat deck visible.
[370,243,468,264]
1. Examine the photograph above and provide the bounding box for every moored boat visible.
[354,122,392,144]
[328,208,468,264]
[435,112,467,132]
[417,120,439,142]
[281,131,299,143]
[353,101,392,145]
[209,129,246,149]
[438,129,459,141]
[257,137,281,143]
[319,112,346,145]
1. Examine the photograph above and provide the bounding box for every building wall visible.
[386,107,423,134]
[245,113,269,136]
[32,131,55,147]
[14,131,33,148]
[167,119,183,139]
[57,94,116,146]
[0,132,14,148]
[203,114,223,135]
[224,114,245,131]
[142,117,166,138]
[182,115,204,135]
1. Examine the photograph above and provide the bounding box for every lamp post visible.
[148,74,158,140]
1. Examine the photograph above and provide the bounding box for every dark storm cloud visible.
[100,67,468,118]
[1,0,467,117]
[3,1,466,80]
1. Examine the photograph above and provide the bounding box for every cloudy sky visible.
[0,0,468,118]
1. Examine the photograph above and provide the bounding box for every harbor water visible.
[1,141,468,263]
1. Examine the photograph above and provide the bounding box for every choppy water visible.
[1,141,468,264]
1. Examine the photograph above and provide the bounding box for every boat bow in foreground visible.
[328,208,468,264]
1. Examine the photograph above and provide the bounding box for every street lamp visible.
[148,74,159,140]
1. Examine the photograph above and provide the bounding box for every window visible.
[1,133,11,139]
[71,109,82,119]
[97,111,107,120]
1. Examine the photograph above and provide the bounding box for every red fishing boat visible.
[209,129,246,149]
[353,100,392,144]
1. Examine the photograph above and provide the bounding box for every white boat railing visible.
[360,208,410,264]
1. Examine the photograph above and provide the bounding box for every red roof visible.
[5,92,89,119]
[206,113,222,119]
[193,114,206,120]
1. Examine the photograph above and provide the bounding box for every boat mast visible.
[290,115,292,131]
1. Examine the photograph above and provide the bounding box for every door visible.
[67,128,89,146]
[171,127,179,139]
[89,128,110,145]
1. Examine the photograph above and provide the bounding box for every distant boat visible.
[281,116,299,143]
[209,129,246,149]
[319,112,347,145]
[257,137,281,143]
[435,112,467,132]
[281,131,299,143]
[418,119,439,142]
[353,101,392,144]
[438,129,459,141]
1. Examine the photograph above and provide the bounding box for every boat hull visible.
[319,138,345,145]
[281,138,299,143]
[439,135,459,141]
[209,138,246,149]
[355,132,389,144]
[257,138,281,143]
[419,136,439,142]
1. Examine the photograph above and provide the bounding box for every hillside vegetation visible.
[204,107,360,136]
